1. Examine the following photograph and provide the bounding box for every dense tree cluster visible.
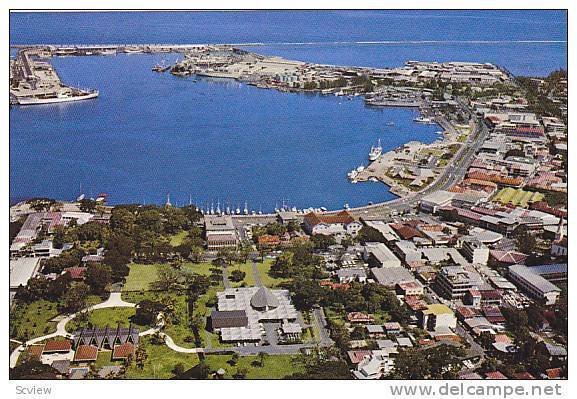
[389,344,465,379]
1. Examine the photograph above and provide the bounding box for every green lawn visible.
[203,354,304,379]
[229,262,255,287]
[169,231,188,246]
[123,263,160,292]
[256,259,289,288]
[68,307,138,331]
[10,300,60,341]
[181,262,214,277]
[122,337,201,379]
[94,350,122,369]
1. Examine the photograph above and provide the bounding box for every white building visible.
[459,236,490,265]
[419,304,457,331]
[363,242,402,268]
[508,265,561,305]
[303,211,362,237]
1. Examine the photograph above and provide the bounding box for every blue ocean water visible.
[9,11,567,210]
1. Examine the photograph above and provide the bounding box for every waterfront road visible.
[345,117,489,219]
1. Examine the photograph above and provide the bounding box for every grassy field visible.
[67,307,138,331]
[256,259,289,288]
[203,354,303,379]
[10,300,60,341]
[123,263,160,292]
[229,262,255,287]
[169,231,188,246]
[123,337,201,379]
[181,262,214,277]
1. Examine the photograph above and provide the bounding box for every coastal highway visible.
[345,116,489,218]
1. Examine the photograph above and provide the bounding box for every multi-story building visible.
[204,215,238,250]
[508,265,561,305]
[436,265,483,299]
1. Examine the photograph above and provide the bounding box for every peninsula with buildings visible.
[9,43,568,380]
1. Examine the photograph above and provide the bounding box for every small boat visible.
[386,122,395,126]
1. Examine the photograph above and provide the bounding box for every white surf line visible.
[231,40,567,47]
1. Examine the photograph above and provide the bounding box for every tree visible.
[390,344,465,379]
[62,282,91,313]
[258,351,268,367]
[311,234,336,250]
[135,345,148,369]
[79,199,98,213]
[172,363,185,378]
[287,349,351,380]
[10,359,60,379]
[356,226,386,244]
[514,226,537,255]
[229,269,246,283]
[84,263,112,294]
[134,300,165,325]
[136,208,163,234]
[478,331,495,348]
[229,353,240,366]
[289,278,325,311]
[110,208,136,234]
[234,367,248,379]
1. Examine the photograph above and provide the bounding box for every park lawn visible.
[169,230,188,246]
[162,293,198,349]
[256,259,289,288]
[68,307,139,331]
[203,354,303,379]
[122,337,201,379]
[94,350,124,369]
[123,263,160,292]
[181,262,213,277]
[229,262,255,287]
[10,300,60,341]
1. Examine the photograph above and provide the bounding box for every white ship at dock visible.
[368,139,382,161]
[15,88,99,105]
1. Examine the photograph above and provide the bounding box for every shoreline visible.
[10,44,508,214]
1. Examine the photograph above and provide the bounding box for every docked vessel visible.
[368,139,382,161]
[15,89,99,105]
[152,60,170,72]
[347,169,359,181]
[414,116,436,124]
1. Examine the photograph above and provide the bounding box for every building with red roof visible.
[347,350,372,365]
[43,339,72,354]
[111,342,135,361]
[485,371,508,380]
[27,344,45,360]
[303,211,362,236]
[73,345,98,363]
[64,266,87,280]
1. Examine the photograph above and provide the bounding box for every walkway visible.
[10,292,136,368]
[161,333,204,354]
[251,261,263,287]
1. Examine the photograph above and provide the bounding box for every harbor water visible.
[9,11,567,210]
